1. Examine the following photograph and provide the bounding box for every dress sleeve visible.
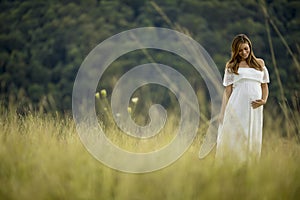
[262,66,270,83]
[223,69,234,86]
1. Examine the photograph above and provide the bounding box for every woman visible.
[216,34,270,163]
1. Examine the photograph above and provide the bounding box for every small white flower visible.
[131,97,139,104]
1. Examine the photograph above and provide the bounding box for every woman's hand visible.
[251,99,266,109]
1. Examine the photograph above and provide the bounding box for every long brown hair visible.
[226,34,263,74]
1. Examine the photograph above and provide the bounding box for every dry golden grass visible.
[0,107,299,200]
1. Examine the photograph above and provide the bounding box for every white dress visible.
[216,67,270,163]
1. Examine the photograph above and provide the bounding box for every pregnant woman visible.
[216,34,270,164]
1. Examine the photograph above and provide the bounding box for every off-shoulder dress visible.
[216,67,270,163]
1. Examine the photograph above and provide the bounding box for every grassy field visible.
[0,108,299,200]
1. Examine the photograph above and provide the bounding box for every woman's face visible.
[238,42,250,60]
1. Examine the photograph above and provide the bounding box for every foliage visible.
[0,0,299,115]
[1,1,299,198]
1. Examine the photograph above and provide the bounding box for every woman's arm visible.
[251,83,269,109]
[251,58,269,109]
[218,85,233,124]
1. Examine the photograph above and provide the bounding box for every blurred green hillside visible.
[0,0,299,114]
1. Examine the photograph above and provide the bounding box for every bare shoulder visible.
[256,58,265,67]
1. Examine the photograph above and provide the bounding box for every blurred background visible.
[0,1,299,199]
[0,0,299,134]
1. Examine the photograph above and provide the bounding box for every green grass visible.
[0,109,299,200]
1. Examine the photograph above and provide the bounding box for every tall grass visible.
[0,105,299,200]
[1,3,299,199]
